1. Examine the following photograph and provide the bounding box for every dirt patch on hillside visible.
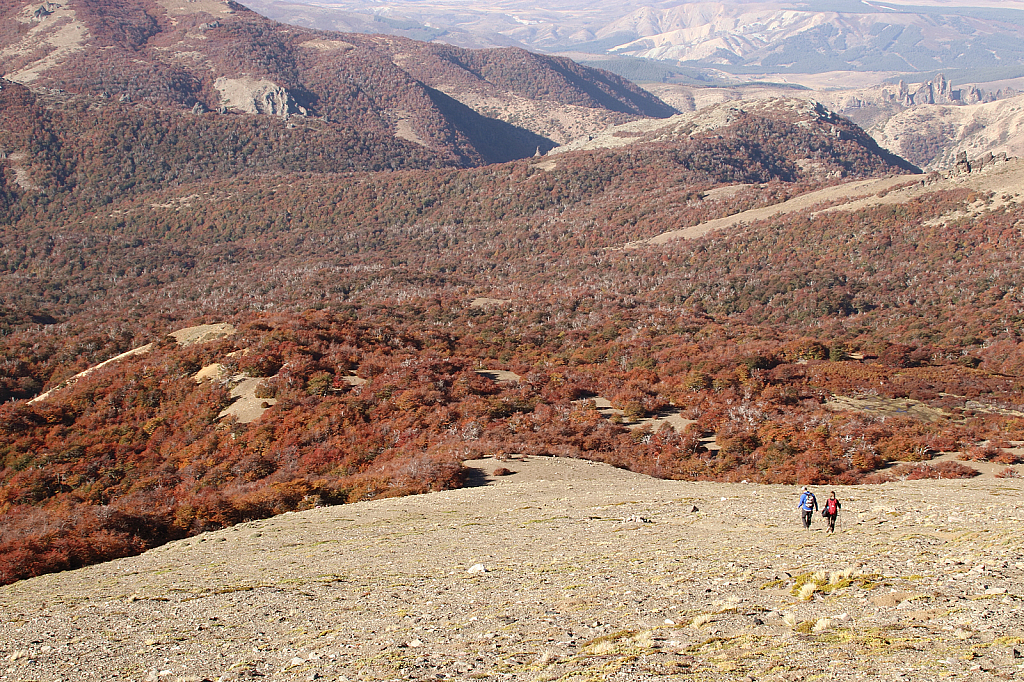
[625,174,918,248]
[826,394,949,422]
[31,323,235,404]
[218,375,277,424]
[170,322,235,346]
[1,3,90,84]
[298,40,355,52]
[390,110,430,148]
[817,156,1024,222]
[154,0,235,17]
[28,343,154,404]
[827,392,1024,422]
[475,369,521,384]
[586,397,696,433]
[2,457,1022,681]
[427,89,627,147]
[4,153,40,191]
[469,297,510,308]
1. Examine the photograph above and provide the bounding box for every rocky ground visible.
[2,456,1023,682]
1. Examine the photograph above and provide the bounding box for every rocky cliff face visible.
[870,92,1024,169]
[886,74,988,107]
[214,76,306,116]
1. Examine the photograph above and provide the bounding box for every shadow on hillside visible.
[461,465,492,488]
[427,87,557,164]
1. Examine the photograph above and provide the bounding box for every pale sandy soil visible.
[826,395,949,424]
[298,40,355,52]
[27,344,155,405]
[217,376,278,424]
[476,369,522,384]
[2,456,1022,682]
[417,87,629,146]
[154,0,235,17]
[623,175,918,248]
[194,362,229,383]
[0,3,90,84]
[390,111,430,148]
[827,394,1024,424]
[586,398,696,434]
[4,153,40,192]
[171,323,236,347]
[469,298,511,309]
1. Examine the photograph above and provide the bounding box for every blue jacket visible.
[798,491,817,511]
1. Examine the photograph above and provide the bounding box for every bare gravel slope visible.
[2,456,1023,681]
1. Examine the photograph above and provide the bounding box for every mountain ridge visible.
[240,0,1024,80]
[0,0,677,167]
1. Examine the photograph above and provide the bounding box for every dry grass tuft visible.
[581,629,637,655]
[798,582,818,601]
[632,630,656,648]
[690,614,714,628]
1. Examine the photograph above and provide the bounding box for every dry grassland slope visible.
[1,457,1022,681]
[626,155,1024,248]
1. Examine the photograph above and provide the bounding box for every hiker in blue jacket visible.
[797,487,817,529]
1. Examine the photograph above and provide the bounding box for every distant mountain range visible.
[240,0,1024,84]
[0,0,674,169]
[6,0,1021,172]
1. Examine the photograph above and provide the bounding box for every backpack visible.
[826,498,838,515]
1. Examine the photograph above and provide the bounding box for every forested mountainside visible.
[8,82,1024,585]
[0,0,674,164]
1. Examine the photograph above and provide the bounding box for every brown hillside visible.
[0,0,676,164]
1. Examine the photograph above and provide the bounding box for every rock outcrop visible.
[886,73,988,107]
[214,77,307,117]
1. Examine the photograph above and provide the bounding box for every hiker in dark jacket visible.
[798,487,817,529]
[822,491,841,533]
